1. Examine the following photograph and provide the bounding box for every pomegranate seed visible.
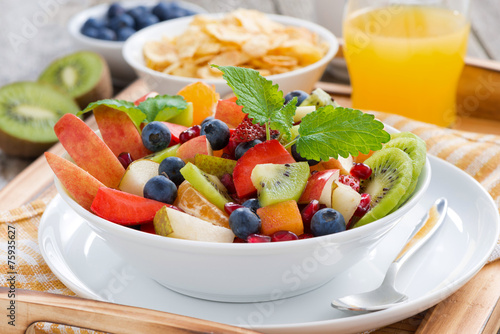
[117,152,134,169]
[247,234,271,243]
[220,173,236,194]
[179,125,201,143]
[339,174,360,192]
[354,193,371,217]
[299,233,314,239]
[301,200,320,232]
[271,230,299,242]
[350,163,372,179]
[224,202,244,215]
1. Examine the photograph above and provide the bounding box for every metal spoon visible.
[331,197,448,312]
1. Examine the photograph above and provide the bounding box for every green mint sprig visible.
[79,95,188,131]
[212,65,295,141]
[214,65,390,159]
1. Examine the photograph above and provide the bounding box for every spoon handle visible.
[394,198,448,266]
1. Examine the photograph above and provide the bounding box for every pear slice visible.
[118,159,159,197]
[154,206,235,243]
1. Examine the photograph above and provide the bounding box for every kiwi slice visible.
[384,134,427,208]
[354,148,413,228]
[180,162,231,211]
[39,51,112,109]
[0,81,80,157]
[251,162,310,207]
[300,88,340,108]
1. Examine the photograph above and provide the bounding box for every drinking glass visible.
[343,0,470,127]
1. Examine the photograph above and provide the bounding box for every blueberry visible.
[229,207,261,239]
[127,6,148,19]
[107,3,126,18]
[167,3,195,19]
[96,27,116,41]
[81,26,100,38]
[200,119,230,151]
[200,116,214,128]
[152,2,172,21]
[291,142,319,166]
[285,90,309,106]
[135,14,160,30]
[141,121,171,152]
[242,198,260,214]
[310,208,346,237]
[158,156,185,187]
[108,13,135,32]
[82,18,105,30]
[144,175,177,204]
[116,27,136,41]
[235,139,261,160]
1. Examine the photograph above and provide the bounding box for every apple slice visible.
[322,155,354,175]
[94,105,151,159]
[45,152,105,211]
[90,187,168,225]
[134,92,158,106]
[161,121,188,146]
[298,169,340,207]
[176,135,212,163]
[330,182,361,222]
[54,113,125,188]
[118,159,160,197]
[153,206,235,243]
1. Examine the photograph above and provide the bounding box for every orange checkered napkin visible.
[0,114,499,334]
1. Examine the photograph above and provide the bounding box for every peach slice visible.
[54,113,125,188]
[257,200,304,236]
[176,135,212,163]
[214,98,247,128]
[45,152,105,211]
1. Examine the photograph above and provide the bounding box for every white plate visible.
[39,155,499,334]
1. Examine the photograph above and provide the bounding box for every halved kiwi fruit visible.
[0,81,80,157]
[354,147,413,227]
[39,51,112,109]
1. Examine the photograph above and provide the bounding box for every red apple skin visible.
[45,152,105,211]
[161,121,188,146]
[94,106,152,159]
[298,169,340,204]
[90,187,168,225]
[176,135,212,163]
[214,99,247,128]
[134,92,159,106]
[54,114,125,189]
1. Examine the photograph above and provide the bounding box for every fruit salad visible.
[46,66,426,243]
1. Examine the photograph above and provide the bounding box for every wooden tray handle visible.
[0,287,259,334]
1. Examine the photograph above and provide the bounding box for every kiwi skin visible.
[39,51,113,109]
[0,130,54,158]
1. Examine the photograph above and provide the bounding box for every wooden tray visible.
[0,57,499,333]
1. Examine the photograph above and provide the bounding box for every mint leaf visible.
[137,95,188,123]
[213,65,294,139]
[79,99,145,129]
[297,106,390,161]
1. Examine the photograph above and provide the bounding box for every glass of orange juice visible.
[343,0,470,127]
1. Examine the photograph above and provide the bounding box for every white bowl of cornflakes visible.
[122,9,339,96]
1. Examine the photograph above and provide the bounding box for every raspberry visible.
[338,174,360,192]
[230,115,279,143]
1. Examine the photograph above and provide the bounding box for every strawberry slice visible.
[233,140,295,198]
[231,115,279,143]
[91,187,169,225]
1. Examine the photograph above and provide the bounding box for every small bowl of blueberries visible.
[68,1,206,85]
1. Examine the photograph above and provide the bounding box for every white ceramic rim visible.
[67,0,207,49]
[54,124,431,255]
[122,12,340,86]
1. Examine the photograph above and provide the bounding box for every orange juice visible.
[343,6,470,126]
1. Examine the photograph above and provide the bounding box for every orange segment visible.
[257,200,304,236]
[174,181,229,228]
[177,82,219,126]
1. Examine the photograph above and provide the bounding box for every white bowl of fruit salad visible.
[47,66,430,302]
